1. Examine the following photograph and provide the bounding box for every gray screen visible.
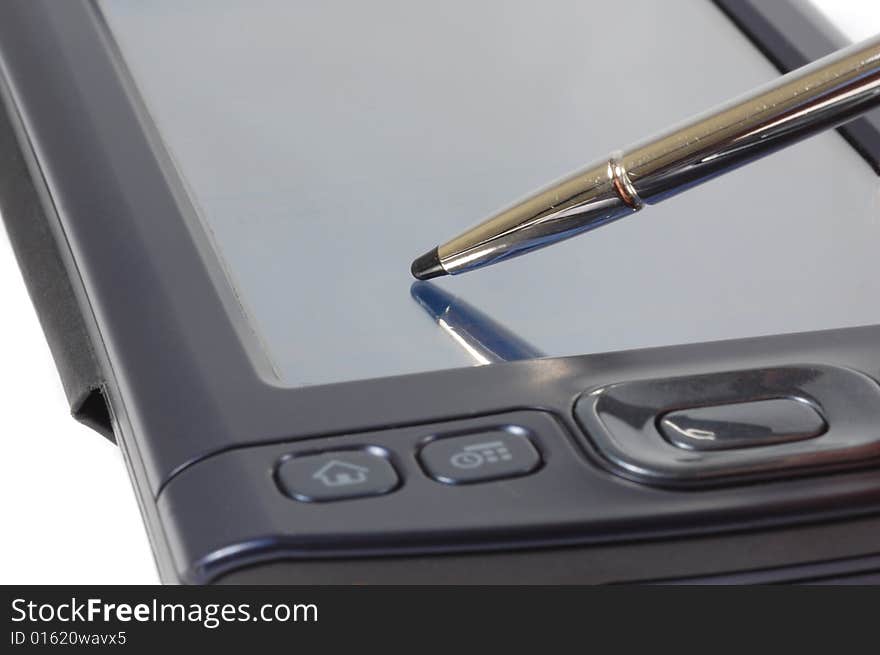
[99,0,880,387]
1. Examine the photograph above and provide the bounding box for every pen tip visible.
[411,248,447,280]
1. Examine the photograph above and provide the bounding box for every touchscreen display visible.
[99,0,880,387]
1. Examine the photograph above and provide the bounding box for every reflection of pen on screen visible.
[410,282,544,365]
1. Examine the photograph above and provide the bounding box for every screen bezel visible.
[1,0,878,493]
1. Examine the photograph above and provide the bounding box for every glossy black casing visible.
[1,0,880,583]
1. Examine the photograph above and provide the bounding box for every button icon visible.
[449,441,514,469]
[420,429,541,484]
[312,460,370,487]
[277,449,399,502]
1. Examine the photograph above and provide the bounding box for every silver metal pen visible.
[411,33,880,280]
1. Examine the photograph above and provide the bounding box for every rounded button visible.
[276,448,399,502]
[419,428,541,484]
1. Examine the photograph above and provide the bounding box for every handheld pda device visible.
[2,0,880,583]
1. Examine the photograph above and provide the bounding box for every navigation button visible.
[420,428,541,484]
[276,449,399,502]
[659,398,826,451]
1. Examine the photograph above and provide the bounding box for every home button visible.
[276,448,399,502]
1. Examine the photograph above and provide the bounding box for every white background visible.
[0,1,877,584]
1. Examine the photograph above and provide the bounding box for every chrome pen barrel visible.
[437,157,642,275]
[624,32,880,202]
[433,32,880,277]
